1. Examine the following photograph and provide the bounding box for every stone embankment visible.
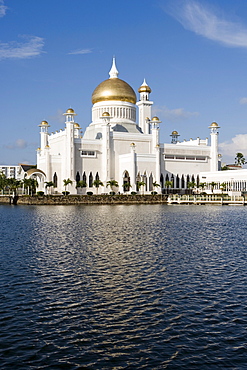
[0,194,167,205]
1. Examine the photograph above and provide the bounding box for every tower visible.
[209,121,220,172]
[170,130,180,144]
[150,116,161,153]
[63,108,77,181]
[136,79,153,134]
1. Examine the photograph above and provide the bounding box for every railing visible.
[167,194,246,205]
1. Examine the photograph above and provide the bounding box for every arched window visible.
[76,171,80,184]
[171,174,174,188]
[95,172,99,181]
[89,172,93,187]
[83,172,87,183]
[160,174,164,188]
[176,174,180,188]
[123,170,130,192]
[143,171,147,191]
[197,175,200,187]
[181,175,185,188]
[53,172,57,188]
[149,173,153,191]
[187,175,190,185]
[165,173,169,182]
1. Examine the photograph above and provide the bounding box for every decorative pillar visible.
[101,112,111,190]
[130,143,136,191]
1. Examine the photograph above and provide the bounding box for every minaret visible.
[39,120,50,150]
[130,143,136,191]
[209,121,220,172]
[136,79,153,134]
[170,130,180,144]
[63,108,77,182]
[100,112,111,189]
[150,116,161,154]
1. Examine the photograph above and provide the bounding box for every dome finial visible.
[109,57,119,79]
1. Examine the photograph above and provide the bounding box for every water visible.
[0,204,247,369]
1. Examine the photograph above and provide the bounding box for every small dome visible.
[152,116,160,121]
[40,120,48,125]
[74,123,80,128]
[138,85,151,93]
[145,117,150,120]
[102,112,110,117]
[92,78,136,105]
[66,108,75,113]
[210,121,218,127]
[171,130,179,135]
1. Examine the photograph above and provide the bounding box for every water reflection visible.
[0,204,247,369]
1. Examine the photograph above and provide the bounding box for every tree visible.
[164,180,173,192]
[63,178,72,193]
[106,180,119,192]
[136,181,146,193]
[6,178,22,196]
[93,179,104,194]
[209,181,217,193]
[45,181,55,195]
[235,152,245,166]
[199,182,206,191]
[76,180,87,188]
[0,173,7,194]
[187,181,196,194]
[122,182,131,192]
[220,182,227,193]
[152,181,160,189]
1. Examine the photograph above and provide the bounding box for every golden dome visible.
[66,108,75,113]
[138,85,151,93]
[210,121,218,127]
[92,78,136,105]
[40,120,48,125]
[172,130,179,135]
[102,111,110,116]
[152,116,160,121]
[74,123,80,128]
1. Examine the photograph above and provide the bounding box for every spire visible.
[109,57,119,79]
[141,78,148,86]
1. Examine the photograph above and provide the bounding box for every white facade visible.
[36,59,220,194]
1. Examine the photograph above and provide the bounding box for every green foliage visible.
[235,152,245,166]
[151,191,158,195]
[106,180,119,190]
[87,191,93,195]
[37,191,44,196]
[62,191,70,195]
[76,180,87,188]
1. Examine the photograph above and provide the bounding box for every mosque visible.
[35,58,220,194]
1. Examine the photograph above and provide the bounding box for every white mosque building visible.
[35,58,221,194]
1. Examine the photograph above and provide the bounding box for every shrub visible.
[151,191,157,195]
[131,191,137,195]
[62,191,70,195]
[109,191,115,195]
[37,191,44,196]
[87,191,93,195]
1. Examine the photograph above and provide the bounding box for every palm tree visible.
[122,182,131,192]
[164,180,173,193]
[220,182,227,194]
[136,180,146,193]
[76,180,87,188]
[152,181,160,189]
[63,178,72,194]
[6,178,22,196]
[93,179,104,194]
[235,152,245,166]
[199,182,206,191]
[106,180,119,192]
[29,178,38,195]
[187,181,196,194]
[209,181,217,194]
[45,181,55,195]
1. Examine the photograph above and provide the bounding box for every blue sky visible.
[1,0,247,165]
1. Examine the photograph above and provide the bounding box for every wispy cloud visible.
[153,105,199,122]
[5,139,28,150]
[0,0,7,17]
[166,0,247,48]
[0,35,45,60]
[240,97,247,105]
[219,134,247,158]
[68,48,92,55]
